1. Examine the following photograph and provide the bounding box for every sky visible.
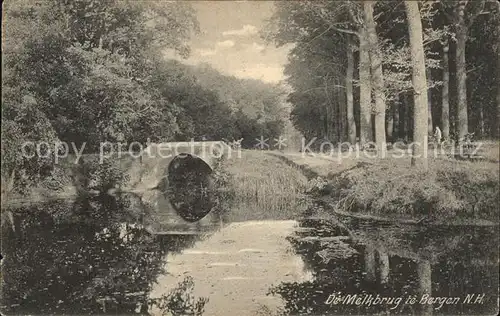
[164,1,292,83]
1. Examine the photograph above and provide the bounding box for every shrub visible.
[150,276,208,316]
[79,157,130,193]
[209,155,235,220]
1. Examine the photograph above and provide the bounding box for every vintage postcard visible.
[1,1,499,315]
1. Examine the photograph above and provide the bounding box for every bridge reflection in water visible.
[132,141,232,236]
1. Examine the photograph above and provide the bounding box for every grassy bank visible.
[309,157,499,223]
[221,150,309,221]
[268,142,499,224]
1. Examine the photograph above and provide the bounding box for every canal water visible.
[1,195,498,315]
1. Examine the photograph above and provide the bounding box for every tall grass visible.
[222,150,309,221]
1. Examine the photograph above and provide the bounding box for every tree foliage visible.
[264,0,499,147]
[1,0,287,194]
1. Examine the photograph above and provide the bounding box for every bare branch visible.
[304,25,333,46]
[307,2,360,37]
[467,64,484,74]
[330,25,359,37]
[296,84,346,96]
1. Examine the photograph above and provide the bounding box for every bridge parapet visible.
[124,141,231,191]
[143,141,230,168]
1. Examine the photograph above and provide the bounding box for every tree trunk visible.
[442,41,450,140]
[405,1,429,168]
[478,105,485,137]
[324,77,331,141]
[339,76,348,142]
[456,1,468,140]
[377,249,390,284]
[336,76,345,142]
[405,94,414,141]
[393,96,400,140]
[496,2,500,138]
[364,245,376,282]
[422,14,433,136]
[497,45,500,139]
[417,260,433,316]
[427,70,433,134]
[409,100,415,142]
[364,1,387,152]
[386,108,394,142]
[400,93,408,141]
[336,87,341,142]
[2,168,16,201]
[359,27,373,145]
[346,44,357,144]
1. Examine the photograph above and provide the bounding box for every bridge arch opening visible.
[164,153,216,222]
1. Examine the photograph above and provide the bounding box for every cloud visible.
[232,64,285,83]
[216,40,235,48]
[222,24,258,37]
[250,42,265,53]
[192,40,236,59]
[196,48,217,56]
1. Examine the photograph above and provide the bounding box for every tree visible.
[455,1,469,141]
[264,0,498,149]
[263,1,373,145]
[405,1,429,167]
[359,26,373,145]
[441,40,450,140]
[364,1,387,150]
[262,1,352,143]
[443,0,488,140]
[185,63,288,144]
[427,71,434,134]
[346,41,357,144]
[497,2,500,138]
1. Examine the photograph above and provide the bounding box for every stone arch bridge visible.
[118,141,234,235]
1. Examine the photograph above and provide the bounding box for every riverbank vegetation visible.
[222,150,309,221]
[331,159,497,222]
[283,144,499,223]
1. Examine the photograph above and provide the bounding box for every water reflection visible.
[1,194,208,315]
[269,210,499,315]
[2,196,498,315]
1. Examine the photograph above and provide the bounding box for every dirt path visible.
[150,220,313,316]
[270,151,359,178]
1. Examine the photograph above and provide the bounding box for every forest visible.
[264,0,500,151]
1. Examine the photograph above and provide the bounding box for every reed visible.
[222,150,309,221]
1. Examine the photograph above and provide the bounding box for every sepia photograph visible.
[1,1,499,315]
